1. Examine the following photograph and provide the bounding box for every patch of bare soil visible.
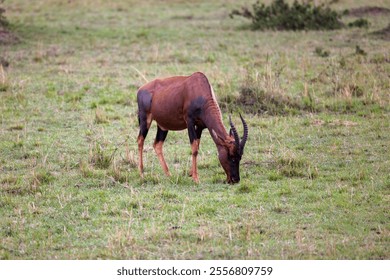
[348,6,390,17]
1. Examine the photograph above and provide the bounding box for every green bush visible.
[348,18,370,28]
[230,0,344,31]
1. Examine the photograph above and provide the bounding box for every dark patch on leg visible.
[195,125,204,139]
[138,111,149,139]
[155,126,168,143]
[137,89,153,177]
[187,97,206,144]
[188,96,206,119]
[137,89,152,112]
[154,126,170,176]
[187,120,197,144]
[187,125,204,144]
[137,89,152,139]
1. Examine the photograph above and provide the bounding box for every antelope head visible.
[214,114,248,184]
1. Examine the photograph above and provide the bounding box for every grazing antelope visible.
[137,72,248,184]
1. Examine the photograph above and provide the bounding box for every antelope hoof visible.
[192,176,200,184]
[138,166,143,176]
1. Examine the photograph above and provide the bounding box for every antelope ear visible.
[212,129,225,146]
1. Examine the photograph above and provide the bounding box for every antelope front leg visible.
[187,121,200,183]
[190,139,200,183]
[188,123,203,183]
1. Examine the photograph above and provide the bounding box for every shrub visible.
[348,18,370,28]
[230,0,344,31]
[236,67,303,115]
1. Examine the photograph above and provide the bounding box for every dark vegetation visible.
[0,0,18,45]
[348,18,370,28]
[230,0,344,30]
[230,0,377,31]
[0,0,7,27]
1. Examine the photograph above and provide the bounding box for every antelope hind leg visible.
[153,126,171,176]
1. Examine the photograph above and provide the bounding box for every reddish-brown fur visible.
[136,72,248,184]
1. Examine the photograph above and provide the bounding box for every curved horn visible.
[239,113,248,154]
[229,115,240,150]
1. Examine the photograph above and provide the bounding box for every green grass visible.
[0,0,389,259]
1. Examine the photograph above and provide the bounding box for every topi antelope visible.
[136,72,248,184]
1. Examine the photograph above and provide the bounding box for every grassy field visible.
[0,0,389,259]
